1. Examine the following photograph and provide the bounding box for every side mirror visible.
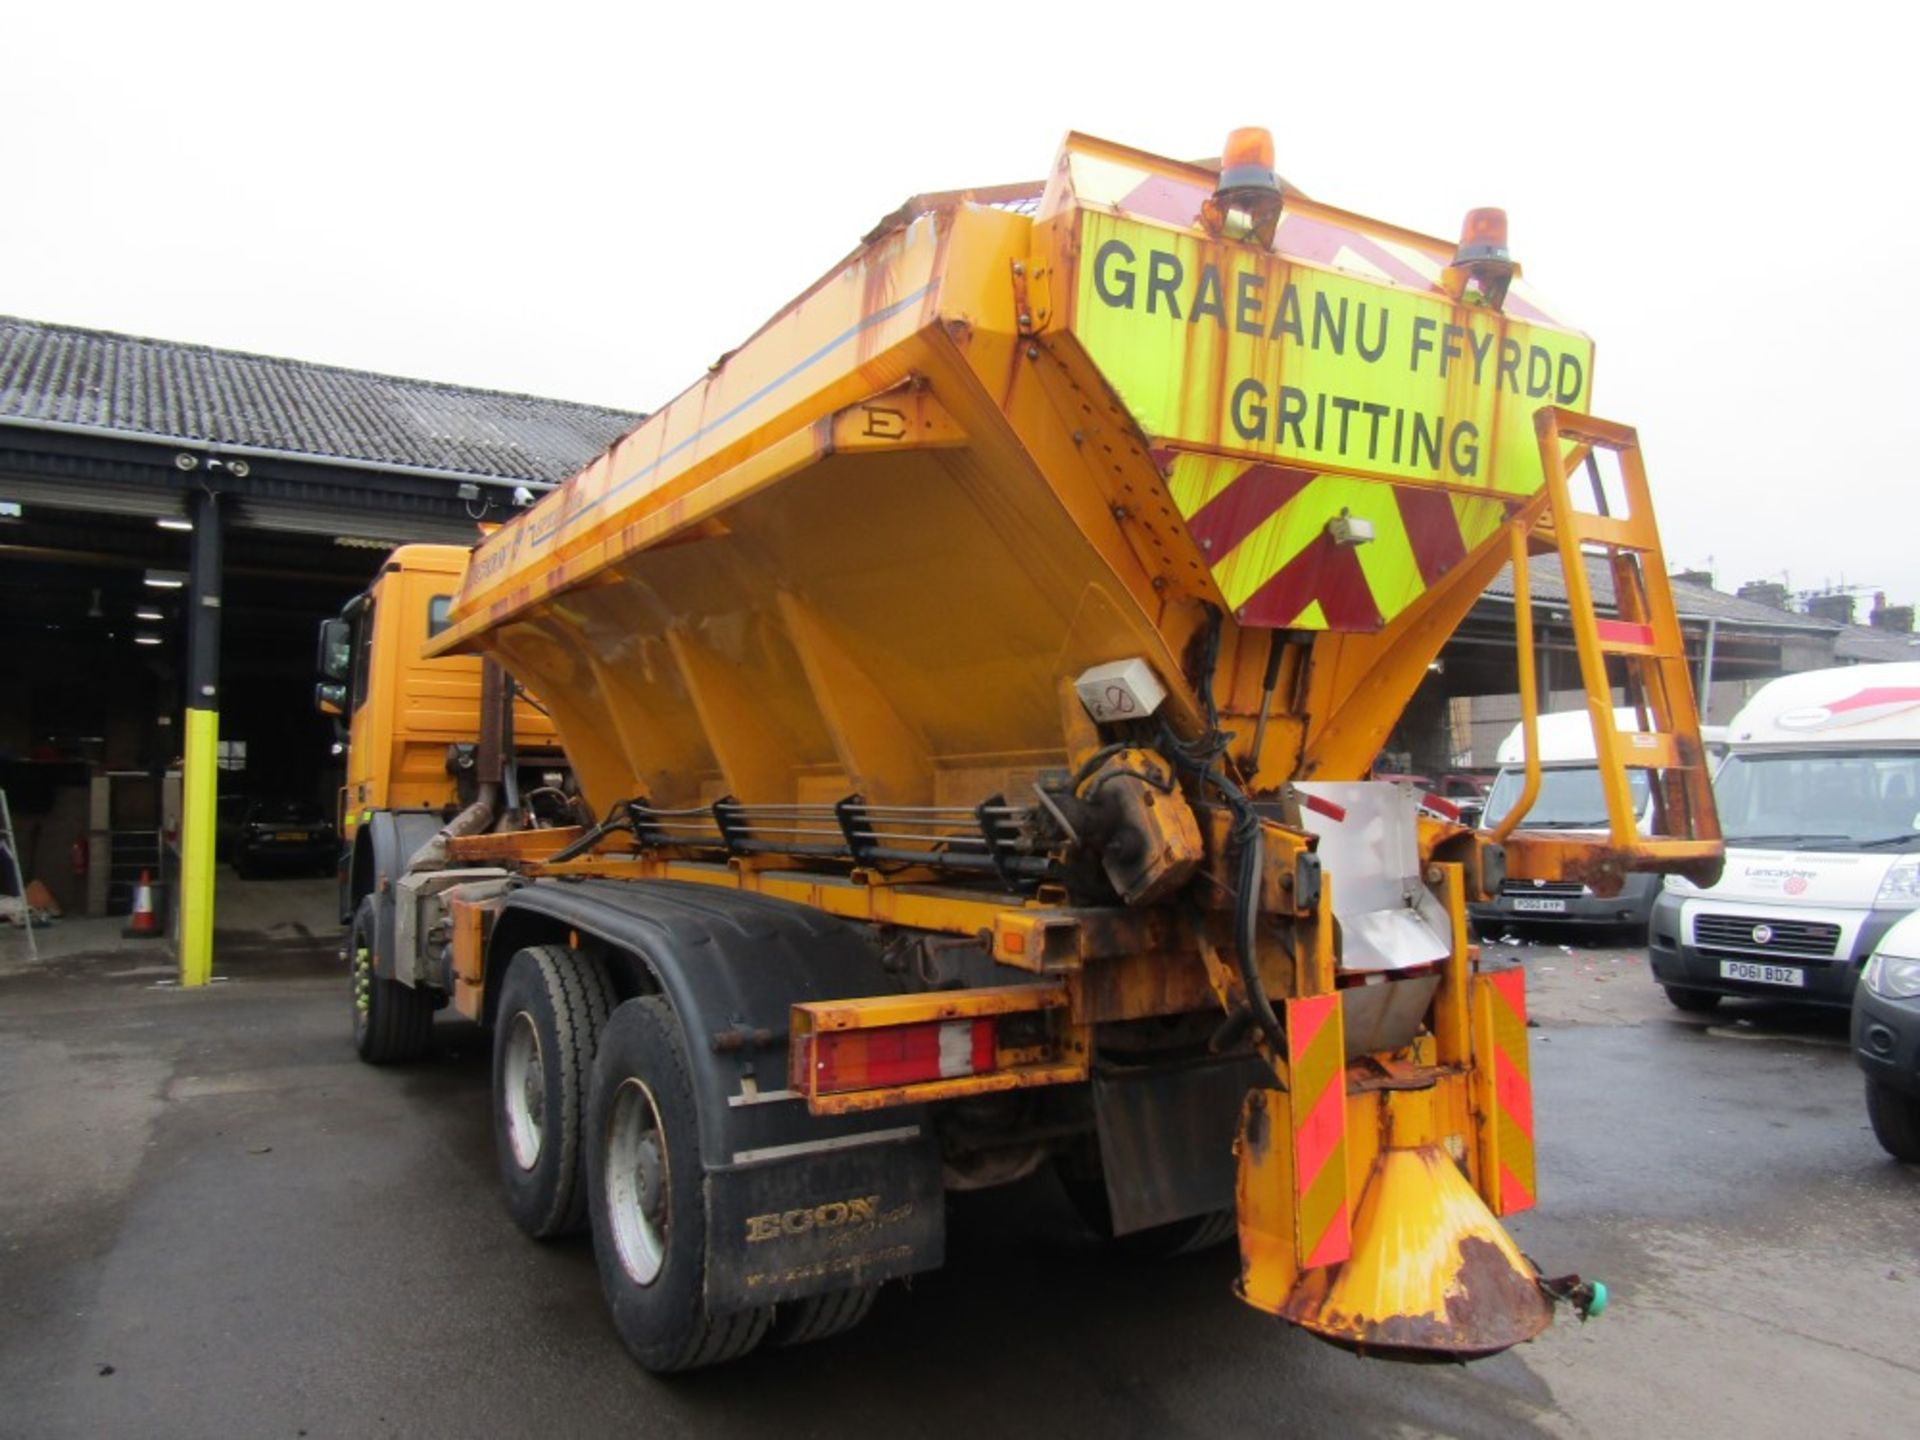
[316,617,352,681]
[315,681,347,716]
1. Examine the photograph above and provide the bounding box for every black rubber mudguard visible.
[496,876,945,1309]
[353,809,444,977]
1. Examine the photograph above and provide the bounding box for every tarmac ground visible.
[1,881,1915,1439]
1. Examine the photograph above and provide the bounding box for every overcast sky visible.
[8,2,1914,606]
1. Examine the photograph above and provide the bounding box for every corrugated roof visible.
[0,315,643,483]
[1835,622,1920,662]
[1484,554,1836,633]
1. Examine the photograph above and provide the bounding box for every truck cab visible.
[315,544,562,921]
[1650,663,1920,1011]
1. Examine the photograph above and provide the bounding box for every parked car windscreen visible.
[1713,749,1920,850]
[1481,765,1650,830]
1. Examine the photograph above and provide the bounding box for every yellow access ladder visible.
[1499,408,1722,887]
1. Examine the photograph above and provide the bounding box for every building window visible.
[218,740,247,772]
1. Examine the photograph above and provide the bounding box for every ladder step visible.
[1615,732,1681,769]
[1592,618,1662,656]
[1630,838,1722,863]
[1563,513,1654,553]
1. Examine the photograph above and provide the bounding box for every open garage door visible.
[0,501,385,923]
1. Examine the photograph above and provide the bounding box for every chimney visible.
[1870,595,1915,632]
[1670,567,1715,589]
[1736,580,1790,610]
[1805,592,1856,626]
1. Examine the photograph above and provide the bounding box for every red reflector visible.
[811,1018,996,1094]
[1300,792,1347,822]
[1420,793,1463,822]
[1594,619,1655,648]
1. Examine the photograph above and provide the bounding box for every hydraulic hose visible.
[545,802,636,865]
[1153,606,1290,1059]
[1231,818,1287,1058]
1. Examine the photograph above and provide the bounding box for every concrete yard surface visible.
[1,904,1915,1439]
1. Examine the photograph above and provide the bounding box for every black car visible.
[1853,911,1920,1162]
[234,799,336,878]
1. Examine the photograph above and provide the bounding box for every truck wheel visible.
[493,946,617,1238]
[767,1286,878,1348]
[349,895,432,1064]
[587,997,771,1371]
[1864,1079,1920,1163]
[1663,985,1722,1014]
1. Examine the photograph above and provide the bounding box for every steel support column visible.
[179,489,222,986]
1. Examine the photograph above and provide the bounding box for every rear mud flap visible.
[704,1131,943,1312]
[1092,1051,1267,1235]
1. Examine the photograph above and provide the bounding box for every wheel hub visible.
[607,1078,669,1286]
[351,944,371,1033]
[502,1012,546,1171]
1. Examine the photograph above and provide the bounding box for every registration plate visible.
[1719,959,1805,988]
[278,831,311,842]
[1512,897,1567,914]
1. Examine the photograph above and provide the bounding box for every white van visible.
[1650,662,1920,1012]
[1473,708,1662,932]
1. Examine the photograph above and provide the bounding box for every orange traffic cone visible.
[123,870,161,939]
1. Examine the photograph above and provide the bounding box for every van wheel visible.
[493,946,616,1238]
[1663,985,1722,1014]
[768,1286,879,1348]
[1865,1080,1920,1163]
[587,997,771,1371]
[349,895,432,1064]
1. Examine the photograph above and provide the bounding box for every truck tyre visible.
[1663,985,1722,1014]
[350,895,433,1064]
[767,1285,878,1348]
[1864,1079,1920,1163]
[493,946,617,1238]
[586,996,771,1371]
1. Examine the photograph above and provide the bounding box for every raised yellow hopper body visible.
[429,130,1713,1359]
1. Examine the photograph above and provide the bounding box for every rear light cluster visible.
[788,989,1072,1108]
[807,1018,996,1094]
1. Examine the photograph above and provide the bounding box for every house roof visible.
[1484,553,1836,634]
[0,315,643,484]
[1833,621,1920,662]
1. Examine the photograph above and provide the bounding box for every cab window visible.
[428,595,454,637]
[350,601,377,711]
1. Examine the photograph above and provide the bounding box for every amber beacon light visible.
[1203,126,1284,247]
[1447,206,1520,310]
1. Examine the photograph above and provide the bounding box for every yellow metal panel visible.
[1472,969,1537,1216]
[1285,994,1351,1270]
[775,592,935,807]
[1062,211,1592,494]
[828,383,967,453]
[1235,1088,1301,1314]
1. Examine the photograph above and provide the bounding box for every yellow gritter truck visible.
[321,126,1722,1371]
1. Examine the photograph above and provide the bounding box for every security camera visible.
[512,485,536,507]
